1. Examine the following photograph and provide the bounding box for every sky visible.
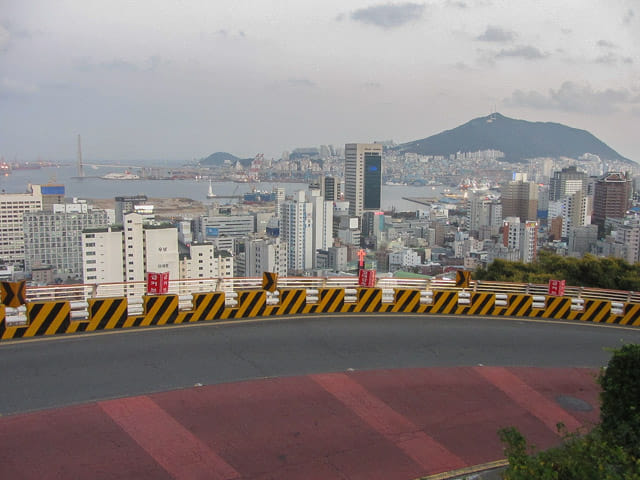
[1,0,639,163]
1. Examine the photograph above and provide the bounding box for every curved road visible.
[2,313,639,415]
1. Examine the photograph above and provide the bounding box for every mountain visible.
[199,152,252,167]
[396,113,632,163]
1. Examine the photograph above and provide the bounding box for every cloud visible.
[350,3,425,29]
[101,59,139,72]
[623,9,635,24]
[0,77,39,97]
[495,45,547,60]
[595,52,633,65]
[477,25,516,43]
[288,78,316,88]
[632,106,640,117]
[452,61,472,71]
[74,57,143,73]
[444,0,467,8]
[596,39,617,49]
[504,81,640,114]
[0,24,10,53]
[362,81,382,88]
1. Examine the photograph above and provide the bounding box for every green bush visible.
[474,252,640,291]
[600,344,640,458]
[500,426,638,480]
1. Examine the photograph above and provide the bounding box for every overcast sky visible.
[1,1,639,162]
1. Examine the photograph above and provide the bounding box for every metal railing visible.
[23,276,640,305]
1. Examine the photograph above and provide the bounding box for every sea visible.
[0,162,454,212]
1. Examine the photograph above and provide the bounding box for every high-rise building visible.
[549,166,587,202]
[0,185,43,266]
[592,172,632,234]
[194,214,255,254]
[614,217,640,264]
[568,224,598,256]
[82,213,179,290]
[467,193,502,239]
[501,179,538,222]
[274,187,286,217]
[308,189,333,267]
[280,190,313,274]
[23,204,110,279]
[321,176,340,202]
[344,143,383,218]
[502,217,538,263]
[547,190,589,239]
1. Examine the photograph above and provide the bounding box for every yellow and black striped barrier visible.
[616,303,640,327]
[3,286,640,342]
[85,297,129,331]
[306,288,344,314]
[229,290,266,319]
[177,292,226,323]
[495,294,534,317]
[536,296,572,319]
[426,290,458,314]
[350,287,382,313]
[392,289,422,313]
[467,293,495,315]
[274,288,306,316]
[1,301,71,340]
[574,299,610,323]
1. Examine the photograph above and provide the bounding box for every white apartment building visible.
[309,189,333,268]
[280,190,313,274]
[82,213,179,286]
[614,217,640,264]
[388,249,421,271]
[503,217,538,263]
[468,193,502,238]
[244,237,288,276]
[180,243,233,279]
[548,191,589,238]
[0,186,43,266]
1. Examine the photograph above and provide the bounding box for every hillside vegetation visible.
[474,251,640,291]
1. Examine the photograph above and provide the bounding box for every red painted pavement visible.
[100,396,241,480]
[0,367,601,480]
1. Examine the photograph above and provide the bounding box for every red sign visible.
[147,271,169,294]
[358,269,376,287]
[548,279,565,296]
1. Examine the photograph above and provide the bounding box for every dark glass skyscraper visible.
[363,152,381,211]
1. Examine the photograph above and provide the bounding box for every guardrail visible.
[3,284,638,342]
[24,277,640,304]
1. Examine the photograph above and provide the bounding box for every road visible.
[1,314,639,415]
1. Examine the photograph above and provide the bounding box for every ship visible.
[206,180,216,198]
[101,172,140,180]
[243,189,276,204]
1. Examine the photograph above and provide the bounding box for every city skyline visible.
[1,1,638,162]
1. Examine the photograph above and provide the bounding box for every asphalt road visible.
[1,314,639,415]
